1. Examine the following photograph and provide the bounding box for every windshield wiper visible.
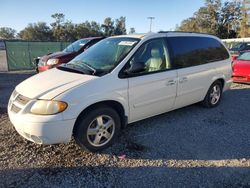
[67,63,96,74]
[81,62,96,75]
[58,64,89,74]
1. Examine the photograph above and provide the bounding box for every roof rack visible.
[158,31,213,35]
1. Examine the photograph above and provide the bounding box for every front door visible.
[125,38,177,122]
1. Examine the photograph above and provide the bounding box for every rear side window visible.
[167,36,230,68]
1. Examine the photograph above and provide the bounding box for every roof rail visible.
[158,31,213,35]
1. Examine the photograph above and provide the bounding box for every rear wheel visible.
[74,106,121,152]
[202,81,222,108]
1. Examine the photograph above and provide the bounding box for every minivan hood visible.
[16,68,97,99]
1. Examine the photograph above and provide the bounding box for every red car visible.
[232,51,250,83]
[37,37,104,72]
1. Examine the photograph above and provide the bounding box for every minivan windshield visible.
[63,37,140,75]
[237,52,250,61]
[63,39,90,53]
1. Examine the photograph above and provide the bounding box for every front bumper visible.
[8,91,76,145]
[38,65,52,72]
[8,110,75,144]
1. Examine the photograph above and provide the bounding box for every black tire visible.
[202,81,223,108]
[74,105,121,152]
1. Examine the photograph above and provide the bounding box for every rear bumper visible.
[232,73,250,83]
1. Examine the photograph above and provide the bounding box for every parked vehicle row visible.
[229,42,250,55]
[232,51,250,84]
[8,32,232,152]
[221,38,250,84]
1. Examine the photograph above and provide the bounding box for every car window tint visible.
[167,36,230,68]
[129,38,171,74]
[244,43,250,50]
[237,52,250,61]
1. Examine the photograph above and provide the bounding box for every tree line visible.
[0,0,247,41]
[0,13,136,42]
[176,0,243,39]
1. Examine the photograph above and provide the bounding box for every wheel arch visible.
[216,78,225,89]
[211,76,225,89]
[202,77,225,102]
[73,100,128,135]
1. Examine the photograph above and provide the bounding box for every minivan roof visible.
[110,31,218,40]
[111,34,147,39]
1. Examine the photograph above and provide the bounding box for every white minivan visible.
[8,32,232,152]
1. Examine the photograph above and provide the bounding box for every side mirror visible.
[125,62,145,74]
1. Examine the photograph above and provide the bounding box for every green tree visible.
[18,22,53,41]
[101,17,115,36]
[177,17,199,32]
[129,27,136,34]
[114,16,126,35]
[0,27,16,39]
[51,13,65,41]
[239,0,250,37]
[90,21,102,36]
[62,21,77,42]
[75,23,91,39]
[177,0,242,39]
[51,13,65,27]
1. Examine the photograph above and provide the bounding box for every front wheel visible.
[202,81,223,108]
[74,106,121,152]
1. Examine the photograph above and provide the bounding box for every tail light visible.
[231,61,235,72]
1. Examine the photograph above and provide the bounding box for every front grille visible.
[11,104,21,113]
[16,94,30,105]
[9,90,30,114]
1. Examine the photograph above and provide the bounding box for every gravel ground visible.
[1,72,250,187]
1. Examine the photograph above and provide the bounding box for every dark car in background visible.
[229,42,250,56]
[36,37,105,72]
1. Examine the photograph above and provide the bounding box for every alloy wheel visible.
[210,85,221,105]
[86,115,115,147]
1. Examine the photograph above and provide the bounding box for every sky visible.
[0,0,205,33]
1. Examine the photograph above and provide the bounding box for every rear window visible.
[237,52,250,61]
[167,36,230,68]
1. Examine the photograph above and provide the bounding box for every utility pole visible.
[147,17,155,32]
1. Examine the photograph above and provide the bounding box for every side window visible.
[244,43,250,50]
[128,38,171,74]
[167,36,230,68]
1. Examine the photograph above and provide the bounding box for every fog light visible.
[30,135,43,144]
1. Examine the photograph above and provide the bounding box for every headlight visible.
[38,59,46,66]
[47,59,59,65]
[30,100,67,115]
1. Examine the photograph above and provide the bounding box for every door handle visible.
[179,77,188,83]
[166,80,176,86]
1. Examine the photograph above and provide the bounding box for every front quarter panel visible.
[55,73,129,121]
